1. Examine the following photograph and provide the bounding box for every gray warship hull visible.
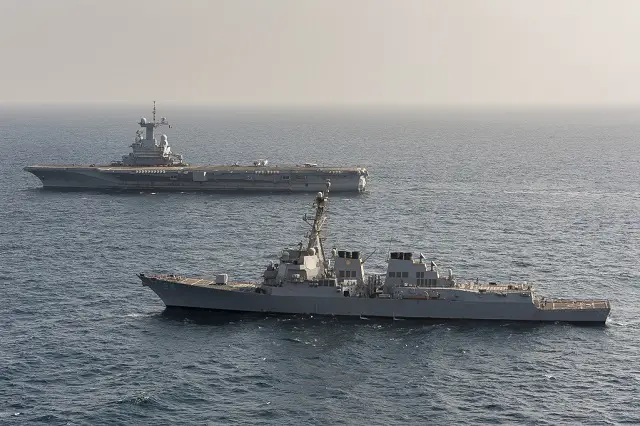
[24,103,368,192]
[137,180,611,325]
[139,276,610,324]
[24,165,367,192]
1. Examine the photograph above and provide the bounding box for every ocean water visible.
[1,105,639,425]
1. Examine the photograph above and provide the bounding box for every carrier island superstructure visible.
[138,182,611,324]
[24,103,368,193]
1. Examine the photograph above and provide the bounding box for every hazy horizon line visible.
[3,101,640,111]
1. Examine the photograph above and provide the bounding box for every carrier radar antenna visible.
[151,101,170,129]
[138,101,171,141]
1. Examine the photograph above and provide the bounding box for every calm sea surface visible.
[1,106,639,425]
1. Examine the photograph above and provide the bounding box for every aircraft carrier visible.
[24,103,368,193]
[138,182,611,324]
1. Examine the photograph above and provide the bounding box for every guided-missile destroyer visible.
[138,182,611,324]
[24,103,368,192]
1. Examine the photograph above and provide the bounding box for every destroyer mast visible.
[303,181,331,276]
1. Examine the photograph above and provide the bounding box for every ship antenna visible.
[361,248,377,265]
[303,180,331,274]
[152,100,156,123]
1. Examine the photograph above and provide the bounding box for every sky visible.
[1,0,640,106]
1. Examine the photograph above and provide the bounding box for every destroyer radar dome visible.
[317,192,323,199]
[161,134,168,145]
[140,117,147,124]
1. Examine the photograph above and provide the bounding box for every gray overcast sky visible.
[2,0,640,106]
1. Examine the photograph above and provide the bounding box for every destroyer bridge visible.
[24,102,368,193]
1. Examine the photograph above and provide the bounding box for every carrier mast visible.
[138,101,170,141]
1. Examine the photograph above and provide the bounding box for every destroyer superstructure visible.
[24,103,368,192]
[138,182,610,324]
